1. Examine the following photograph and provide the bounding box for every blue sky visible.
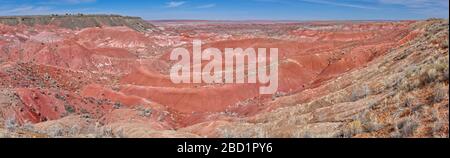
[0,0,448,20]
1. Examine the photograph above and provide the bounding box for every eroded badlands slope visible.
[0,16,448,138]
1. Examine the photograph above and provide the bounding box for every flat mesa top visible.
[0,14,142,19]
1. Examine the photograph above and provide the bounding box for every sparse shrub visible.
[113,102,122,109]
[96,127,114,138]
[114,129,126,138]
[55,93,66,101]
[337,129,351,138]
[432,121,448,138]
[400,121,419,137]
[411,79,422,89]
[418,58,449,85]
[254,126,269,138]
[69,125,81,136]
[220,128,233,138]
[432,84,448,103]
[272,91,286,100]
[157,112,168,122]
[299,131,312,138]
[401,95,416,107]
[441,38,449,49]
[86,125,126,138]
[351,84,371,101]
[81,113,91,119]
[390,130,402,138]
[436,56,449,81]
[64,103,75,114]
[382,74,403,90]
[21,121,35,132]
[398,57,449,92]
[47,124,64,138]
[354,109,383,133]
[399,78,421,92]
[444,66,449,81]
[0,131,8,138]
[423,68,439,83]
[396,117,419,137]
[398,79,410,91]
[367,100,378,109]
[342,120,364,138]
[139,108,152,117]
[5,117,17,132]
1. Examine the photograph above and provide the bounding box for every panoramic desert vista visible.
[0,14,448,138]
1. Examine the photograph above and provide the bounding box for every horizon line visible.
[0,14,446,22]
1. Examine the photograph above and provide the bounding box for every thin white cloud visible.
[197,3,216,9]
[252,0,288,3]
[0,5,52,15]
[37,0,97,5]
[299,0,378,9]
[166,1,186,8]
[379,0,449,18]
[63,0,96,4]
[379,0,448,8]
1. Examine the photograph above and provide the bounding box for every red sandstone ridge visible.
[0,16,448,138]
